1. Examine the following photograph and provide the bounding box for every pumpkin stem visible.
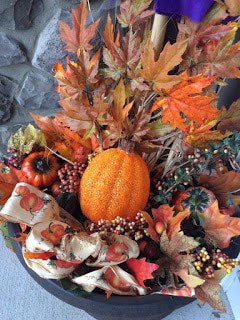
[119,139,136,154]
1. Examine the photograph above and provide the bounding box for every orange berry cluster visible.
[193,247,240,278]
[87,212,149,241]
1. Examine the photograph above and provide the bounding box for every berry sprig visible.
[58,162,87,194]
[86,212,149,241]
[7,147,22,169]
[193,247,240,278]
[153,133,240,205]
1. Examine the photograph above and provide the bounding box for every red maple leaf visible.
[126,257,159,287]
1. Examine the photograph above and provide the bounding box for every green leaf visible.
[0,221,14,251]
[147,119,173,137]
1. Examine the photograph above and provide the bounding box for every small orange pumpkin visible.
[80,143,150,223]
[21,152,60,188]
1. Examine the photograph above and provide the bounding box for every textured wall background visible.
[0,0,118,155]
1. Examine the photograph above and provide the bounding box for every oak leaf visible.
[152,74,218,131]
[195,281,226,313]
[59,0,99,53]
[140,40,188,92]
[198,200,240,248]
[126,257,159,287]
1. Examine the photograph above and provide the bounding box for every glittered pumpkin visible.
[79,144,150,223]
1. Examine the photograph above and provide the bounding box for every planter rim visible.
[8,222,195,308]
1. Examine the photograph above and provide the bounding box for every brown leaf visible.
[199,171,240,206]
[185,117,232,148]
[197,26,240,78]
[53,60,85,101]
[160,231,199,273]
[198,200,240,249]
[59,1,100,53]
[195,281,226,313]
[217,98,240,133]
[175,267,205,288]
[30,113,91,161]
[152,74,218,132]
[140,40,188,92]
[117,0,153,30]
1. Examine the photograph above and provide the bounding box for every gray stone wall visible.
[0,0,79,155]
[0,0,118,156]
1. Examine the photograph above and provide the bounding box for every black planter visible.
[8,222,195,320]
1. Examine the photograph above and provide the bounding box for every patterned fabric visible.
[1,182,195,297]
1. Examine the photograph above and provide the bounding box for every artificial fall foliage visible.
[126,257,159,287]
[151,74,218,131]
[198,200,240,248]
[0,0,240,314]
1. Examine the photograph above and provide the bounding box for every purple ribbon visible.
[154,0,214,22]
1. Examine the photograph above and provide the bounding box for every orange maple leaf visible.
[140,40,188,92]
[198,200,240,249]
[59,1,100,53]
[146,204,189,241]
[152,74,218,132]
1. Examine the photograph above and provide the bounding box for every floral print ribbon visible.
[1,182,194,297]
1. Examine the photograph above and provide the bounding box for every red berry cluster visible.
[8,148,21,168]
[58,162,87,194]
[193,248,240,278]
[86,212,149,241]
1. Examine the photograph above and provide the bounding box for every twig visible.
[143,92,158,107]
[45,146,74,165]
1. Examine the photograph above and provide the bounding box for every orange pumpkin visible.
[80,145,150,223]
[21,152,60,188]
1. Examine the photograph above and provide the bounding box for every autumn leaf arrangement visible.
[1,0,240,314]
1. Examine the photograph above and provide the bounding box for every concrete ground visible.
[0,235,237,320]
